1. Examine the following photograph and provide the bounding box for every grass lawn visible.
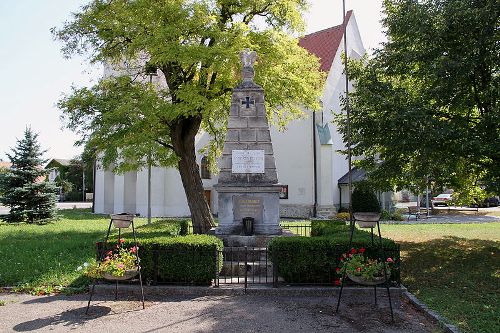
[381,223,499,333]
[0,209,152,294]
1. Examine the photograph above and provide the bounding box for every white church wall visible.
[113,174,125,213]
[123,171,137,214]
[94,166,105,213]
[320,14,366,209]
[163,167,191,217]
[103,170,115,213]
[271,114,315,218]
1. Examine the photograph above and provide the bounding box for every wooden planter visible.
[347,272,387,286]
[111,214,134,228]
[353,212,381,228]
[103,268,139,281]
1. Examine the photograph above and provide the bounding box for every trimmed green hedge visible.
[100,221,223,285]
[269,224,400,284]
[310,219,347,237]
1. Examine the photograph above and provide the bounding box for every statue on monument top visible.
[239,49,257,83]
[240,49,257,68]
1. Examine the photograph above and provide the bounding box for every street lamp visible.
[145,63,157,224]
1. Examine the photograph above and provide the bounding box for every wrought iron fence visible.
[186,224,312,237]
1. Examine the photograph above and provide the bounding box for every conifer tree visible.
[0,127,57,223]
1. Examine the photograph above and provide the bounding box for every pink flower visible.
[359,248,366,253]
[130,246,137,253]
[386,257,394,263]
[104,256,110,261]
[336,267,341,273]
[117,263,124,269]
[334,279,342,286]
[356,267,361,272]
[350,248,357,254]
[119,238,125,244]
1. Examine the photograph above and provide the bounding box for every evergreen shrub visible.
[310,220,346,237]
[99,221,222,285]
[268,235,400,284]
[351,183,381,213]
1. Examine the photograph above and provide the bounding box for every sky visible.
[0,0,386,162]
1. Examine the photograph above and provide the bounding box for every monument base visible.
[214,229,296,247]
[214,184,282,236]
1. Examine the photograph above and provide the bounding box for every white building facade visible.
[94,11,366,218]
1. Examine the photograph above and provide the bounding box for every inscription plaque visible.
[231,150,264,174]
[233,196,263,222]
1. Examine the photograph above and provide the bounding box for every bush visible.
[335,212,350,221]
[311,220,346,237]
[268,235,400,284]
[179,219,189,236]
[352,184,381,213]
[99,221,223,285]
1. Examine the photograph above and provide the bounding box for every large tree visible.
[337,0,499,201]
[54,0,323,233]
[0,128,57,223]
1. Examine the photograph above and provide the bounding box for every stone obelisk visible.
[214,49,282,237]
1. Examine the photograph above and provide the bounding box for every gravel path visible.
[0,292,440,332]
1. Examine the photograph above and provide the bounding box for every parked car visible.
[431,193,452,206]
[472,197,500,208]
[420,192,434,208]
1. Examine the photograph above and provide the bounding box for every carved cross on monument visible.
[241,96,255,108]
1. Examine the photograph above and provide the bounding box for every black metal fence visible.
[143,246,400,292]
[186,224,312,237]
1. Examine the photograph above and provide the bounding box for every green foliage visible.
[179,219,189,236]
[0,127,57,223]
[310,220,346,237]
[336,0,500,196]
[268,234,399,284]
[104,234,223,285]
[351,184,381,213]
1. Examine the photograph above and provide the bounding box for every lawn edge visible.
[402,287,460,333]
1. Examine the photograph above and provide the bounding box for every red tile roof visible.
[0,161,12,169]
[299,10,353,72]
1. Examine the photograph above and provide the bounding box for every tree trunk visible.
[171,116,215,234]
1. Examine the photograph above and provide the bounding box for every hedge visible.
[269,226,400,284]
[99,221,223,285]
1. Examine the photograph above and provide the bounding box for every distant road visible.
[0,202,92,215]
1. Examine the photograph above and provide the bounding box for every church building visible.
[93,11,366,218]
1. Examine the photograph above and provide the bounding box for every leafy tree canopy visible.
[53,0,324,232]
[337,0,499,202]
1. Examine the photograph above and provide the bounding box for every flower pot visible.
[103,268,139,281]
[353,213,381,228]
[347,272,387,286]
[111,214,134,228]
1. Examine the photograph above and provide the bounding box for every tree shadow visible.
[12,305,111,332]
[399,236,499,332]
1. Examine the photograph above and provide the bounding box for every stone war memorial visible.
[214,49,289,246]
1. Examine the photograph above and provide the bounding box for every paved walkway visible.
[0,292,440,333]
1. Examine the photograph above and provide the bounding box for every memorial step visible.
[220,261,273,277]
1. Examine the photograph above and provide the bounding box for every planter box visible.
[353,213,381,228]
[111,214,134,228]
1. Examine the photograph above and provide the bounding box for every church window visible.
[201,156,211,179]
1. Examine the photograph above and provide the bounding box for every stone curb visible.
[402,289,460,333]
[90,283,405,299]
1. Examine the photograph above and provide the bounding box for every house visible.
[45,158,71,183]
[94,11,370,218]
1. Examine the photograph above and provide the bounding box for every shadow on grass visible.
[400,236,499,333]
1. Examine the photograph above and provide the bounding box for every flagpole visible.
[342,0,353,220]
